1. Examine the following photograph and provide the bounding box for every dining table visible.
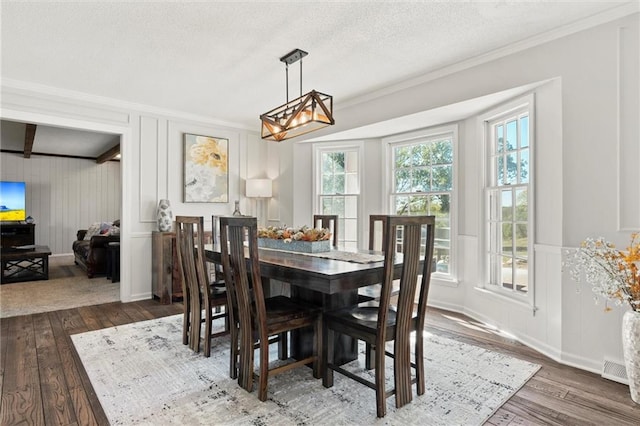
[204,244,405,366]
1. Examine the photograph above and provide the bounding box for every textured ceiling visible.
[1,1,636,142]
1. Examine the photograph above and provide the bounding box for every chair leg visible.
[182,295,190,346]
[277,331,288,360]
[374,341,386,418]
[415,330,425,395]
[394,333,413,410]
[365,343,375,370]
[190,299,202,353]
[204,306,212,357]
[238,327,254,392]
[257,339,270,401]
[230,323,238,379]
[322,322,334,388]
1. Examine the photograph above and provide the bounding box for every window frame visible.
[383,124,458,282]
[481,94,536,306]
[312,141,364,249]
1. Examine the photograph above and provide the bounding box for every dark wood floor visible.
[1,301,638,425]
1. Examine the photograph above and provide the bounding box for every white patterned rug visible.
[71,315,540,425]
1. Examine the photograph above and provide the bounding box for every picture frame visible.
[183,133,229,203]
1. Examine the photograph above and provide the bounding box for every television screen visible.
[0,181,26,221]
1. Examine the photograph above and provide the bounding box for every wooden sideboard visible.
[151,230,213,304]
[151,231,182,304]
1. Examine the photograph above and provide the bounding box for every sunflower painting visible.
[183,133,229,202]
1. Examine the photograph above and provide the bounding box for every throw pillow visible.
[108,226,120,236]
[84,222,102,240]
[99,222,113,235]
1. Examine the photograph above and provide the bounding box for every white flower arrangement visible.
[564,233,640,312]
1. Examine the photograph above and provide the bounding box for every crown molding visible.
[0,78,254,132]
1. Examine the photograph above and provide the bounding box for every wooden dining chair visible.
[322,215,436,418]
[219,216,322,401]
[175,216,229,358]
[313,214,339,248]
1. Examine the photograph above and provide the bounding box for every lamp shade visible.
[246,179,272,198]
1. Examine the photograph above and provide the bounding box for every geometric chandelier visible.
[260,48,334,142]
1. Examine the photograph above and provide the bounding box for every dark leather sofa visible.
[73,229,120,278]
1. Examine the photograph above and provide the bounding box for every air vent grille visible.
[602,358,628,385]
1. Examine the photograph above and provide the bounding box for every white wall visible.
[0,152,121,254]
[292,13,640,375]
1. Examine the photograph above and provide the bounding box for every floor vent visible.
[602,358,628,385]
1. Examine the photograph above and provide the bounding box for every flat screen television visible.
[0,181,27,221]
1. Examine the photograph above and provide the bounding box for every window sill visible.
[431,275,459,287]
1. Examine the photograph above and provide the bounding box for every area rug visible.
[1,255,119,318]
[71,315,540,425]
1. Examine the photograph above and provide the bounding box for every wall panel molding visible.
[139,115,160,223]
[617,24,640,230]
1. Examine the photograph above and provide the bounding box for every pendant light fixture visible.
[260,49,334,142]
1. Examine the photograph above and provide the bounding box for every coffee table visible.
[1,245,52,284]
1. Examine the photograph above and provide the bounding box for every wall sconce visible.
[246,179,272,225]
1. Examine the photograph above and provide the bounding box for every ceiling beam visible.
[96,143,120,164]
[24,124,36,158]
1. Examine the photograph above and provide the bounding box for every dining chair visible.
[313,214,339,248]
[175,216,229,358]
[322,215,436,418]
[219,215,322,401]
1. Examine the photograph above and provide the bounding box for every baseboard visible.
[427,299,602,377]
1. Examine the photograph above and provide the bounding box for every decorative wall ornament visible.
[183,133,229,203]
[156,199,173,232]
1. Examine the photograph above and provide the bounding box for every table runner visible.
[259,247,384,264]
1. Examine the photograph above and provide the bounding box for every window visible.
[389,130,455,276]
[315,145,361,250]
[485,104,533,297]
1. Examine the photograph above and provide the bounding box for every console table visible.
[1,245,51,284]
[0,223,35,248]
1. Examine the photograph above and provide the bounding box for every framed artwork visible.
[183,133,229,203]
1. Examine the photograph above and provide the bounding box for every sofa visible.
[72,221,120,278]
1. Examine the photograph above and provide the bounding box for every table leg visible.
[290,287,360,366]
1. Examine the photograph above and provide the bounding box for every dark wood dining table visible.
[204,245,404,365]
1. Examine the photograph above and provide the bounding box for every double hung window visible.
[485,104,533,297]
[315,145,361,250]
[389,129,455,276]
